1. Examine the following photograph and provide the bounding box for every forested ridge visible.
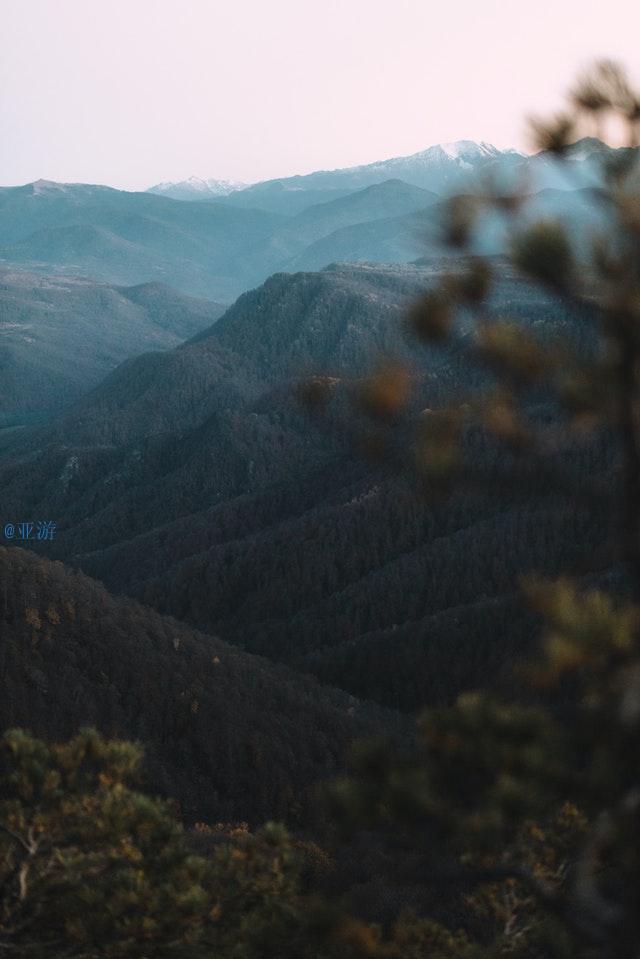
[0,261,613,709]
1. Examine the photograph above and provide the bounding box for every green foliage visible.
[4,729,468,958]
[0,728,212,957]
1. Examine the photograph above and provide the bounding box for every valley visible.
[0,135,631,821]
[0,258,613,717]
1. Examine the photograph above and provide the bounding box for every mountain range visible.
[151,137,624,213]
[0,179,282,301]
[148,176,248,201]
[212,141,522,214]
[0,260,609,718]
[0,139,631,309]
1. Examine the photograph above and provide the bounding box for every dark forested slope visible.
[0,262,611,711]
[0,546,386,824]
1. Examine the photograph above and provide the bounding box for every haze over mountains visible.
[0,268,224,422]
[0,139,629,308]
[0,179,282,302]
[145,137,622,211]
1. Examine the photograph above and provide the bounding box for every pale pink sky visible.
[2,0,638,190]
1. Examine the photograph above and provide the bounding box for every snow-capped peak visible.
[148,177,248,199]
[183,176,245,193]
[438,140,500,160]
[377,141,524,171]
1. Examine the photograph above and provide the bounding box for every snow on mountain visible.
[439,140,502,160]
[348,140,522,172]
[147,176,248,201]
[209,141,531,214]
[149,142,524,207]
[413,140,500,162]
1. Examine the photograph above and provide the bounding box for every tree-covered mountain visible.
[0,545,387,824]
[1,264,428,450]
[0,267,225,422]
[0,261,608,712]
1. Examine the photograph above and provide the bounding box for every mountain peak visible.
[437,140,500,160]
[31,179,69,194]
[356,141,523,177]
[148,176,248,200]
[24,179,116,197]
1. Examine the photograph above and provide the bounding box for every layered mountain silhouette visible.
[0,180,282,300]
[200,137,632,213]
[2,140,632,304]
[214,141,522,215]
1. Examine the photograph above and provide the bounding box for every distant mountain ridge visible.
[171,137,636,214]
[208,140,524,214]
[0,177,440,300]
[0,267,225,421]
[0,183,283,300]
[146,141,513,208]
[148,175,248,201]
[1,139,635,303]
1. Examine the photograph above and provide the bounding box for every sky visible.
[2,0,639,191]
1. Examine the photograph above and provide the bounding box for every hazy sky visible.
[2,0,638,190]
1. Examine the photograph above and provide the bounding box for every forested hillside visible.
[0,545,387,824]
[0,260,612,711]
